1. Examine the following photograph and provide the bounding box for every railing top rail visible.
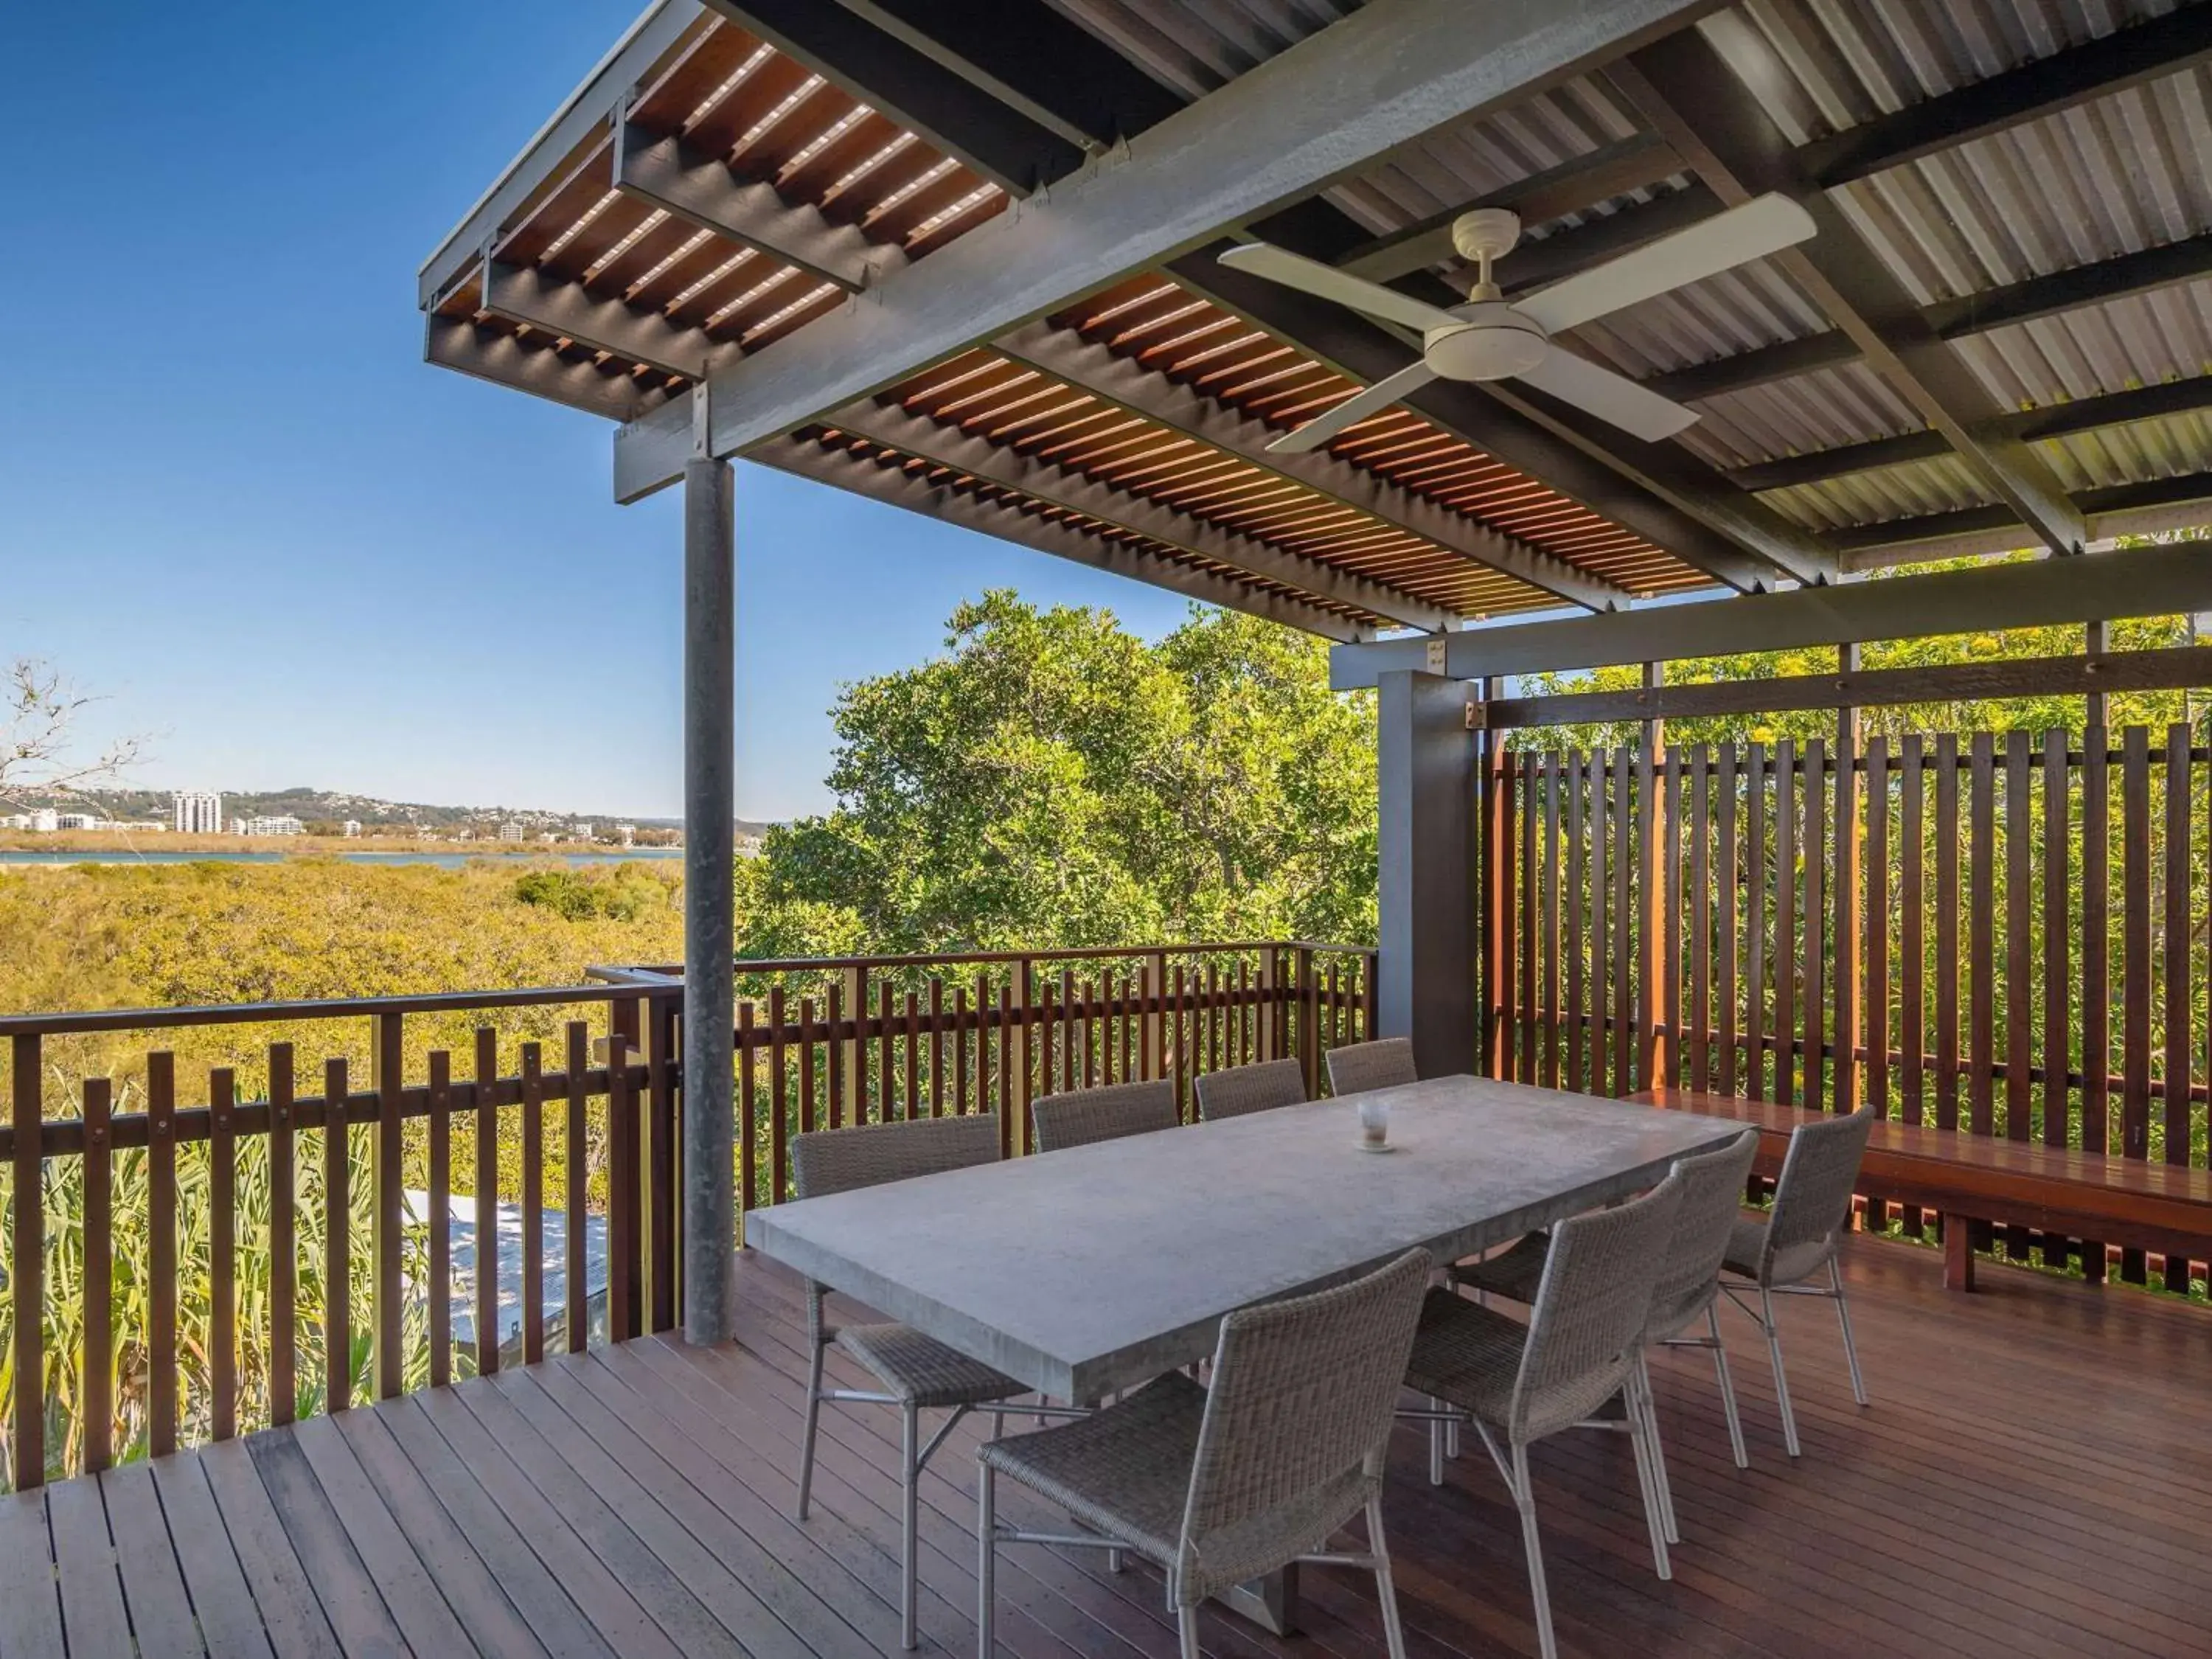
[589,939,1374,981]
[0,981,681,1040]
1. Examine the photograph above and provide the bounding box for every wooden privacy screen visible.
[1484,726,2211,1293]
[0,943,1372,1493]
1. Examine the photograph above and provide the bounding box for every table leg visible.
[1942,1214,1976,1292]
[1221,1563,1300,1635]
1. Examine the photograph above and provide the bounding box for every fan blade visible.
[1514,348,1698,443]
[1268,362,1439,453]
[1515,192,1816,335]
[1218,242,1461,335]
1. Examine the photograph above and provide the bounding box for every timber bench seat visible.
[1635,1088,2212,1293]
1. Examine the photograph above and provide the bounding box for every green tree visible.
[738,593,1378,956]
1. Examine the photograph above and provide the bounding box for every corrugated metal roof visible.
[1046,0,1363,98]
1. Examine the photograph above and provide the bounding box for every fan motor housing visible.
[1425,303,1548,380]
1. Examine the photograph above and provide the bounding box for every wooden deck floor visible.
[4,1238,2211,1659]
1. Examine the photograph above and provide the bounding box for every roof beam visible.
[758,432,1369,640]
[824,0,1184,153]
[1329,538,2212,686]
[1335,135,1688,284]
[1799,4,2212,187]
[420,0,706,309]
[1731,375,2212,492]
[1649,230,2212,403]
[698,0,1082,193]
[1177,246,1815,592]
[1831,470,2212,557]
[995,321,1633,612]
[481,260,730,382]
[614,120,897,292]
[1615,32,2087,553]
[615,0,1725,501]
[424,318,673,422]
[830,398,1455,630]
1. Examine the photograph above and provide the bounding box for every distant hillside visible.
[20,787,778,838]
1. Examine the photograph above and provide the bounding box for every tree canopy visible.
[736,593,1379,956]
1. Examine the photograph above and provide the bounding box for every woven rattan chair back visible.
[1194,1057,1308,1122]
[1030,1079,1178,1152]
[1324,1037,1417,1097]
[790,1111,1001,1200]
[1761,1105,1877,1279]
[1513,1174,1683,1441]
[1174,1247,1431,1606]
[1646,1130,1761,1337]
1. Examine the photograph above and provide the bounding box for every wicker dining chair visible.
[1030,1077,1180,1152]
[1404,1173,1683,1659]
[1455,1129,1764,1545]
[1324,1036,1418,1096]
[1193,1057,1307,1121]
[977,1246,1430,1659]
[790,1113,1029,1650]
[1720,1104,1877,1457]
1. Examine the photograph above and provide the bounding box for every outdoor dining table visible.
[744,1073,1745,1632]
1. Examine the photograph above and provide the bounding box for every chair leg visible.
[1830,1259,1869,1406]
[1507,1442,1558,1659]
[1635,1354,1679,1548]
[1708,1304,1749,1470]
[1759,1285,1802,1458]
[901,1402,921,1650]
[1626,1370,1673,1579]
[796,1338,827,1520]
[1176,1607,1203,1659]
[976,1460,995,1659]
[1428,1398,1445,1486]
[1366,1495,1411,1659]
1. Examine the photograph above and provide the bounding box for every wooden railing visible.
[0,942,1371,1492]
[1482,723,2210,1290]
[594,942,1377,1209]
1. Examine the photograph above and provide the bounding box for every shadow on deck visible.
[4,1239,2210,1658]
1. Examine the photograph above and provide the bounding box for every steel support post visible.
[683,446,737,1344]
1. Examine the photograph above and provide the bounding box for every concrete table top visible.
[745,1074,1743,1401]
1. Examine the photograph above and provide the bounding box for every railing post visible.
[1834,644,1862,1116]
[11,1034,44,1489]
[1638,664,1666,1091]
[1296,946,1319,1098]
[373,1012,405,1399]
[1257,947,1280,1061]
[1141,950,1166,1082]
[839,965,863,1124]
[1009,959,1034,1155]
[647,992,679,1332]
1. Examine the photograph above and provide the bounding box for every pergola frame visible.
[422,0,2212,1344]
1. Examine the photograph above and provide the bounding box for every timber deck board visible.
[9,1242,2212,1658]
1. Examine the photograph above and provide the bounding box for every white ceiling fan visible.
[1217,192,1817,453]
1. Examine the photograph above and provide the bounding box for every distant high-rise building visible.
[240,815,304,837]
[617,824,636,848]
[499,821,527,843]
[31,810,59,833]
[341,820,363,838]
[574,822,594,842]
[173,790,223,834]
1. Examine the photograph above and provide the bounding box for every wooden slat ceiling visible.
[429,0,2212,636]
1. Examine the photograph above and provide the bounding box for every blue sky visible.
[0,0,1200,822]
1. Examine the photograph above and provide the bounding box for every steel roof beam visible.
[614,0,1725,501]
[995,321,1632,613]
[830,399,1456,630]
[1329,537,2212,686]
[1615,32,2086,553]
[823,0,1184,153]
[420,0,706,310]
[614,121,897,293]
[425,318,675,422]
[697,0,1082,193]
[1334,135,1689,285]
[1650,230,2212,404]
[1177,243,1832,590]
[759,433,1371,640]
[481,260,729,382]
[1799,4,2212,187]
[1731,375,2212,493]
[1831,470,2212,557]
